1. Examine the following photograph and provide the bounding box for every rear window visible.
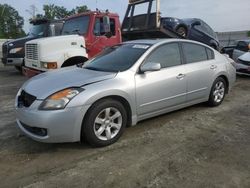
[183,43,208,64]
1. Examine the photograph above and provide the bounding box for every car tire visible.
[176,26,187,38]
[208,77,226,107]
[82,99,127,147]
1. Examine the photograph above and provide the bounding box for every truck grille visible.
[26,43,38,60]
[18,90,37,108]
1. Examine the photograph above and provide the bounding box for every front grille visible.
[26,43,38,60]
[238,59,250,66]
[18,90,36,108]
[21,122,47,137]
[2,44,8,58]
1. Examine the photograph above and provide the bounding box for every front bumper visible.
[1,58,23,66]
[16,101,90,143]
[235,63,250,76]
[22,66,44,78]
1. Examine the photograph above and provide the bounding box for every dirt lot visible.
[0,66,249,188]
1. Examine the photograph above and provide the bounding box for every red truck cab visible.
[23,11,122,77]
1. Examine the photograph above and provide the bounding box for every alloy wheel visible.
[213,81,225,103]
[93,107,123,141]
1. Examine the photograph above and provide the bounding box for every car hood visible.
[22,67,117,100]
[238,52,250,62]
[5,35,37,48]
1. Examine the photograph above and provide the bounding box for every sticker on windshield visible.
[132,45,150,49]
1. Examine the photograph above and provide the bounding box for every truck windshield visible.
[62,16,90,35]
[84,44,151,72]
[29,23,47,37]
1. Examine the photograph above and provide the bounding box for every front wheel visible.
[208,77,226,106]
[176,26,187,38]
[82,99,127,147]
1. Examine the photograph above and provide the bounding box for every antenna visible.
[96,0,98,9]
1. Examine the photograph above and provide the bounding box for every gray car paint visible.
[22,66,117,99]
[16,39,236,143]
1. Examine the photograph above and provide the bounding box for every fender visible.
[40,48,88,68]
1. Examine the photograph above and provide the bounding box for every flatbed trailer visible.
[122,0,184,41]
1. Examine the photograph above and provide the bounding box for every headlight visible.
[9,47,23,54]
[39,88,84,110]
[41,61,58,69]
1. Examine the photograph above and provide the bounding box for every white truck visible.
[23,11,122,77]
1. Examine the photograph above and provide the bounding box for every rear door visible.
[181,42,216,101]
[135,42,187,116]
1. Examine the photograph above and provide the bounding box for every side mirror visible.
[140,63,161,73]
[103,16,111,33]
[192,21,201,27]
[49,24,55,36]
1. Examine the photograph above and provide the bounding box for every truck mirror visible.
[103,16,111,33]
[49,24,56,36]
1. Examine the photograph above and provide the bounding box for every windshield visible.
[29,23,47,37]
[62,16,89,35]
[84,43,151,72]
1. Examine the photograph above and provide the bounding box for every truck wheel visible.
[82,99,127,147]
[208,77,226,107]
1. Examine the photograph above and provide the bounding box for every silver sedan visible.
[15,39,236,147]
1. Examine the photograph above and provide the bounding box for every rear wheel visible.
[82,99,127,147]
[208,77,226,106]
[176,26,187,37]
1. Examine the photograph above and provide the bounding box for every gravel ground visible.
[0,66,249,188]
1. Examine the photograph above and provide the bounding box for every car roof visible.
[124,38,208,46]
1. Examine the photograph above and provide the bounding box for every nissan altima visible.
[15,39,236,147]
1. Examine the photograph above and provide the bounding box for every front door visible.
[135,43,187,116]
[88,17,120,58]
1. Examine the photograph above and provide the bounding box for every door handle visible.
[176,74,185,80]
[210,65,217,70]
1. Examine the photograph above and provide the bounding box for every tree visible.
[33,4,90,20]
[248,31,250,37]
[74,6,90,14]
[0,4,25,39]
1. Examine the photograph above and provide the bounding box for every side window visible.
[236,42,248,52]
[183,43,208,63]
[202,22,214,37]
[54,22,63,36]
[94,18,116,36]
[206,48,214,60]
[94,18,101,36]
[110,18,116,36]
[145,43,182,68]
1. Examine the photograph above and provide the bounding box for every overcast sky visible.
[1,0,250,33]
